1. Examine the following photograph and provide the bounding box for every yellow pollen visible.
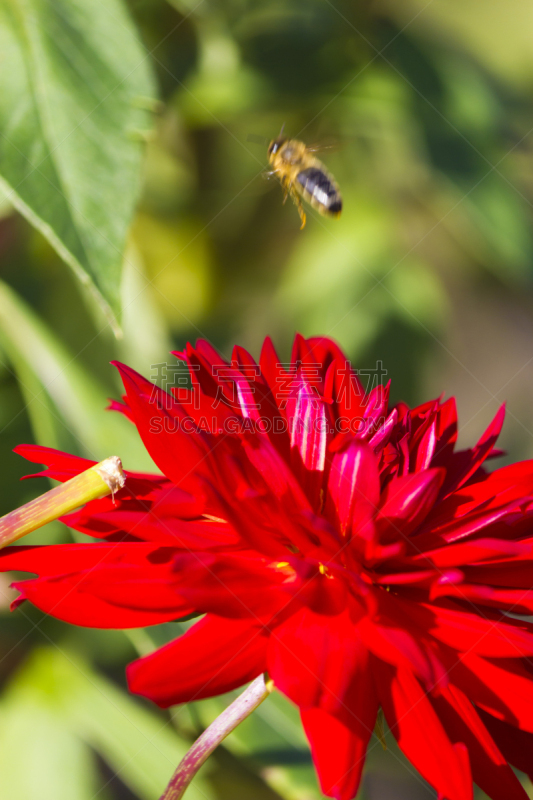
[276,561,290,569]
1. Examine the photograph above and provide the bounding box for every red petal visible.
[412,501,527,550]
[171,551,288,619]
[259,336,288,418]
[442,405,505,496]
[376,468,445,541]
[433,396,458,464]
[392,597,533,658]
[429,581,533,614]
[361,383,389,437]
[358,606,442,689]
[127,615,268,707]
[450,652,533,734]
[326,440,379,544]
[464,558,533,588]
[328,360,366,424]
[241,434,310,510]
[368,408,398,452]
[63,482,238,547]
[177,340,230,405]
[414,538,532,568]
[305,336,351,377]
[0,544,191,627]
[424,460,533,530]
[113,362,211,492]
[414,417,437,472]
[14,444,95,482]
[232,347,288,453]
[375,660,472,800]
[478,709,533,780]
[286,369,334,504]
[301,661,378,800]
[431,684,528,800]
[107,395,134,423]
[268,605,364,713]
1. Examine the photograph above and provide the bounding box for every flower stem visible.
[0,457,126,548]
[160,674,274,800]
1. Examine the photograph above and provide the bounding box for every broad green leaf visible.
[0,659,100,800]
[0,0,157,332]
[0,279,155,470]
[3,647,214,800]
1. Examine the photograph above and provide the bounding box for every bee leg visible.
[291,190,306,230]
[281,178,291,205]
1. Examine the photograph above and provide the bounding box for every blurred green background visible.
[1,0,533,797]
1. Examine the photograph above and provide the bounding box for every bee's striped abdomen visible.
[296,167,342,216]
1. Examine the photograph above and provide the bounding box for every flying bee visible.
[266,133,342,229]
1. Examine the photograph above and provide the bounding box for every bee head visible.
[268,137,287,156]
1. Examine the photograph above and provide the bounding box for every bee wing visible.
[305,139,340,153]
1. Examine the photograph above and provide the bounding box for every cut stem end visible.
[0,456,125,548]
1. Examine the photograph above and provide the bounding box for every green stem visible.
[160,674,274,800]
[0,456,125,547]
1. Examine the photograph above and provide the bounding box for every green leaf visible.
[0,278,155,470]
[54,654,213,800]
[0,0,157,333]
[0,656,101,800]
[2,647,214,800]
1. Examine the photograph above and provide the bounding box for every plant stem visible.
[0,456,125,547]
[160,673,274,800]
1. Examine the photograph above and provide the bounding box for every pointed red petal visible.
[376,468,445,541]
[107,395,134,423]
[478,708,533,780]
[414,538,532,568]
[326,440,379,543]
[431,684,529,800]
[375,661,472,800]
[414,417,437,472]
[268,605,364,713]
[430,581,533,614]
[443,405,505,495]
[286,370,333,503]
[113,361,211,492]
[301,663,378,800]
[259,336,288,418]
[389,596,533,658]
[127,615,268,707]
[0,544,191,627]
[358,605,441,689]
[450,651,533,735]
[14,444,95,482]
[171,551,288,619]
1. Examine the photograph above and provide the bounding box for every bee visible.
[267,133,342,230]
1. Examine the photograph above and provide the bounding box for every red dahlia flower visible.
[2,334,533,800]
